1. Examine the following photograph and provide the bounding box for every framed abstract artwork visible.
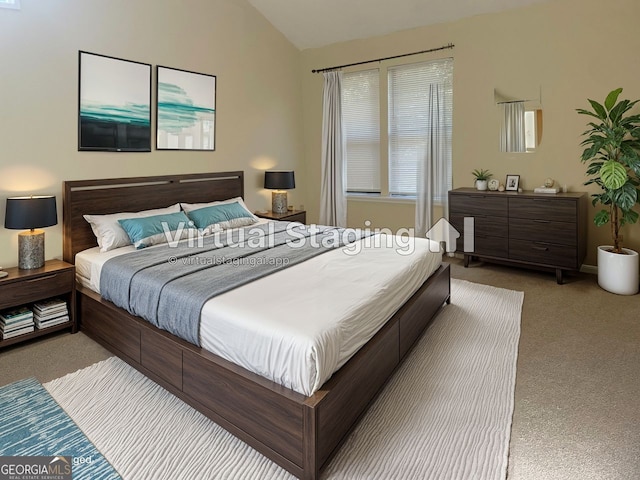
[156,66,216,151]
[78,51,151,152]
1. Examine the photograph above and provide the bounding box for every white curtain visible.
[500,101,526,152]
[320,71,347,227]
[416,83,449,239]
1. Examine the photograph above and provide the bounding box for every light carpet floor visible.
[43,279,523,480]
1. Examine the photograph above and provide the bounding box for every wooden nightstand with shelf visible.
[0,259,76,349]
[256,209,306,223]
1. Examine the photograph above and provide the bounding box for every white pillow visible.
[84,203,181,252]
[181,197,259,227]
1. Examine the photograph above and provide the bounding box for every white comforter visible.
[76,231,442,395]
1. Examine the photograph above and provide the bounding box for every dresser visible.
[448,188,587,283]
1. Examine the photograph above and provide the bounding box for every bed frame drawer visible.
[141,330,183,390]
[399,263,451,358]
[79,293,141,363]
[316,319,400,466]
[183,350,305,467]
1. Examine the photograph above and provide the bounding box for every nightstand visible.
[256,209,306,223]
[0,259,76,349]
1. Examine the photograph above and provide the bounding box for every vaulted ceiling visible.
[248,0,553,50]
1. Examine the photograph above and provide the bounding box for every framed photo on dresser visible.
[505,174,520,191]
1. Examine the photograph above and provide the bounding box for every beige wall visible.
[300,0,640,266]
[0,0,303,267]
[3,0,640,269]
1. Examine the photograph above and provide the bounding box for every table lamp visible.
[264,171,295,214]
[4,195,58,269]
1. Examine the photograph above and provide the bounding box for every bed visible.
[62,171,451,480]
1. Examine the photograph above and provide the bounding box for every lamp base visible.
[18,230,45,270]
[272,191,288,214]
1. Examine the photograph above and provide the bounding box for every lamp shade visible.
[264,171,295,190]
[5,196,58,230]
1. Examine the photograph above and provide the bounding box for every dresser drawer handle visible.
[532,246,549,251]
[534,219,551,223]
[26,274,58,283]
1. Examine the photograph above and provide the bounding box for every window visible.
[342,69,380,193]
[342,58,453,199]
[524,110,535,151]
[0,0,21,10]
[388,59,453,197]
[524,108,542,152]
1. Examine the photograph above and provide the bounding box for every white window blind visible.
[0,0,21,9]
[388,58,453,197]
[342,69,381,193]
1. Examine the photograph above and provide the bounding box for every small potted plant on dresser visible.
[472,169,492,191]
[577,88,640,295]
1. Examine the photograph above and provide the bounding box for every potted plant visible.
[472,169,492,191]
[577,87,640,294]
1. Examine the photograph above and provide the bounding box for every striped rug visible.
[44,279,523,479]
[0,378,120,479]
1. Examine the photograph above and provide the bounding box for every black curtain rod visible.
[496,99,534,104]
[311,43,454,73]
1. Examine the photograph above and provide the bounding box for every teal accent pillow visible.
[118,211,195,249]
[185,201,257,230]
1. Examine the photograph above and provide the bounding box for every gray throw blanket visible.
[100,221,366,345]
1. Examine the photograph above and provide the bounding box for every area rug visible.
[43,279,523,480]
[0,377,120,479]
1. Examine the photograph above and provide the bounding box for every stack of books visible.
[0,306,35,340]
[33,299,69,329]
[534,187,559,194]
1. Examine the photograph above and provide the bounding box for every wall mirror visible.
[495,89,542,153]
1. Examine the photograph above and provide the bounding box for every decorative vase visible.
[597,246,639,295]
[476,180,488,191]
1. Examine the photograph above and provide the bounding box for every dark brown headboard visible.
[63,171,244,263]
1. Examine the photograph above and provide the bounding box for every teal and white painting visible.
[78,51,151,151]
[156,66,216,150]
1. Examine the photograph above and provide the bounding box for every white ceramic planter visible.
[597,246,639,295]
[476,180,488,191]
